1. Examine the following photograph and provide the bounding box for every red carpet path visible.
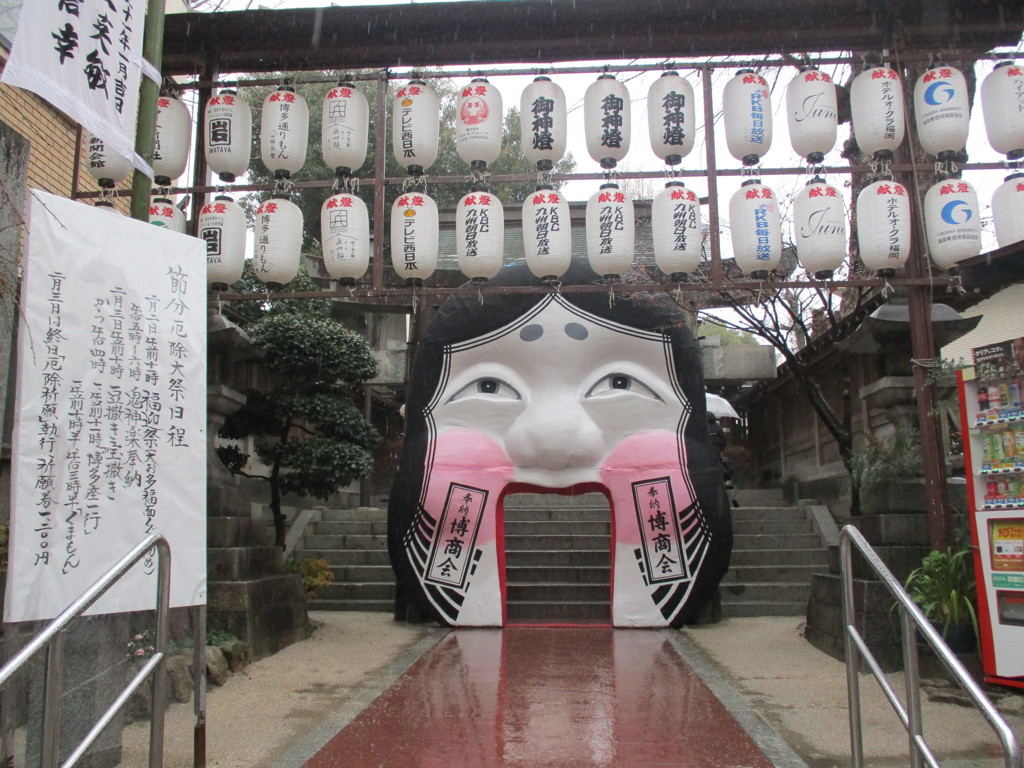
[300,627,776,768]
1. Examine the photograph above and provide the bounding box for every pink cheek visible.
[600,430,694,547]
[424,428,516,546]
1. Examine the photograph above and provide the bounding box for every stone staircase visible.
[293,506,395,612]
[720,489,830,617]
[504,493,612,623]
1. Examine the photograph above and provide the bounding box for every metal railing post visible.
[839,525,1022,768]
[40,635,65,768]
[839,533,864,768]
[149,541,172,768]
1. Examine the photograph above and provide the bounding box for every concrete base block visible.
[207,574,309,661]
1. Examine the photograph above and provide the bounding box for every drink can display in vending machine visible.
[961,341,1024,687]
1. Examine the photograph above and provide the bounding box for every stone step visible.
[732,488,787,506]
[311,519,389,536]
[721,563,824,584]
[504,534,610,551]
[301,533,387,551]
[503,493,608,508]
[293,548,390,566]
[732,533,823,551]
[730,547,828,567]
[503,520,611,536]
[731,518,814,536]
[502,507,611,522]
[718,581,812,603]
[719,600,807,618]
[314,582,396,601]
[506,550,610,567]
[323,564,395,582]
[307,598,393,612]
[506,583,609,602]
[730,506,807,522]
[506,601,611,621]
[505,565,611,584]
[318,507,389,523]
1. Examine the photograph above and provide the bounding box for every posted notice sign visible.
[5,191,207,623]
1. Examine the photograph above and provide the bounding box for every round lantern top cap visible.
[407,78,427,86]
[805,175,827,187]
[336,80,356,88]
[995,61,1018,71]
[152,197,173,204]
[469,184,490,194]
[534,183,554,191]
[663,179,685,188]
[660,70,679,77]
[533,75,552,82]
[276,84,295,92]
[798,65,820,73]
[214,193,235,202]
[597,73,616,80]
[470,77,489,83]
[740,178,761,188]
[1004,171,1024,182]
[599,182,621,190]
[736,68,755,75]
[219,88,238,95]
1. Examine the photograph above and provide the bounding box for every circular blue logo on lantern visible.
[941,199,973,225]
[924,81,956,106]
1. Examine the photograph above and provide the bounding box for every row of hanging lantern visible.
[81,61,1024,288]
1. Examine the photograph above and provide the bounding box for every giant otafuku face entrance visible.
[388,265,732,627]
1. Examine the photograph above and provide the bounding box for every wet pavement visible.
[297,627,787,768]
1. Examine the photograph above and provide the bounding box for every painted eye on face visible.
[446,377,522,403]
[586,372,663,401]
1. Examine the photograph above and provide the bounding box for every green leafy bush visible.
[284,557,334,598]
[904,547,979,643]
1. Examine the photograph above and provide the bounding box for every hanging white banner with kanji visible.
[1,0,153,175]
[5,191,207,622]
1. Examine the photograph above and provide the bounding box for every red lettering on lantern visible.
[1016,183,1024,193]
[396,88,406,99]
[327,198,339,209]
[408,86,422,96]
[411,196,424,207]
[957,182,969,193]
[762,189,773,199]
[158,98,170,108]
[215,203,227,213]
[464,195,477,206]
[340,197,352,207]
[478,195,492,205]
[208,96,221,106]
[614,192,625,203]
[548,193,560,203]
[1008,67,1023,77]
[201,204,212,214]
[221,95,235,105]
[877,184,892,194]
[149,206,158,216]
[461,87,472,98]
[745,189,761,199]
[939,68,953,78]
[475,85,487,96]
[162,207,173,217]
[269,92,281,102]
[599,192,612,202]
[259,202,278,214]
[532,194,546,205]
[940,184,955,195]
[397,196,409,207]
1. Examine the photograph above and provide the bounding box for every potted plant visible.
[903,547,980,653]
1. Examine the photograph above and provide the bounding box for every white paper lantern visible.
[584,75,631,169]
[914,65,970,159]
[149,197,186,234]
[723,69,773,165]
[391,189,438,284]
[520,77,567,171]
[455,188,504,282]
[648,71,695,166]
[793,179,846,279]
[199,195,247,288]
[652,181,702,278]
[253,197,302,286]
[457,78,503,170]
[85,132,132,188]
[992,172,1024,249]
[856,179,912,275]
[204,89,252,183]
[321,191,370,284]
[522,186,572,280]
[850,66,906,159]
[260,85,309,179]
[729,180,782,277]
[392,80,440,174]
[786,67,838,164]
[981,61,1024,160]
[153,92,191,186]
[586,184,634,278]
[322,82,369,175]
[924,178,981,270]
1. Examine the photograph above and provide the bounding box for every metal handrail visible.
[0,534,171,768]
[840,525,1022,768]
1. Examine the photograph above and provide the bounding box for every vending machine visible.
[958,338,1024,689]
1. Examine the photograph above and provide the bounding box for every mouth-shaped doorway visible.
[503,491,612,625]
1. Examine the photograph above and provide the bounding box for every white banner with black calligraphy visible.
[5,191,206,622]
[0,0,152,175]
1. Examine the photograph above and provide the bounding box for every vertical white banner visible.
[5,191,207,622]
[0,0,150,174]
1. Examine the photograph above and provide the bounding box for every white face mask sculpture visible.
[388,270,732,627]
